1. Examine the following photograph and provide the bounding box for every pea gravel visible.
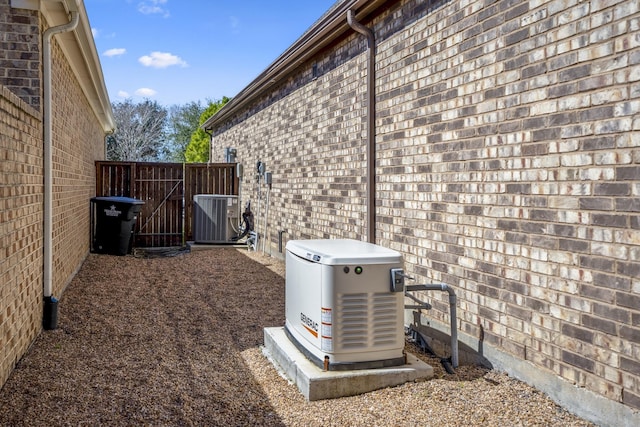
[0,249,594,426]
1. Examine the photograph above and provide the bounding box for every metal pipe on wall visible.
[405,283,459,368]
[347,9,376,244]
[236,163,243,228]
[263,171,272,254]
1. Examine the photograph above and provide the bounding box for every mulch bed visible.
[0,248,594,426]
[0,249,285,426]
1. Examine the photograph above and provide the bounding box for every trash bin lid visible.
[91,196,144,205]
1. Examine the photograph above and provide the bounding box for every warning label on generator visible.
[321,337,333,352]
[321,307,332,351]
[321,307,332,323]
[321,323,332,337]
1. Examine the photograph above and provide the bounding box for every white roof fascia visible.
[12,0,115,133]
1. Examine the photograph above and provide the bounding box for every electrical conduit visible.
[43,2,79,302]
[347,10,376,244]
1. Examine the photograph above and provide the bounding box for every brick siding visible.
[48,35,105,294]
[0,4,106,388]
[0,0,40,108]
[210,0,640,416]
[0,85,43,388]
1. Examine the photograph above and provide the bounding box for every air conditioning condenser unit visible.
[193,194,238,243]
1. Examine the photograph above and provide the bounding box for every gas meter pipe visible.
[405,283,459,368]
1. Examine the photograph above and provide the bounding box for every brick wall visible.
[210,0,640,418]
[212,43,370,242]
[0,5,106,389]
[0,85,43,388]
[374,0,640,413]
[49,35,105,296]
[0,0,40,108]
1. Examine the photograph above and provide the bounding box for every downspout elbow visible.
[347,10,374,46]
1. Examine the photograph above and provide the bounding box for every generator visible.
[285,239,406,371]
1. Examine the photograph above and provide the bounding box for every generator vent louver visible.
[337,293,368,348]
[193,195,237,244]
[336,292,401,349]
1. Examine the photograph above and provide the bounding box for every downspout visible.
[347,10,376,244]
[43,5,79,306]
[205,130,213,163]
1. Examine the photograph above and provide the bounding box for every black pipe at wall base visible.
[43,296,58,330]
[278,230,286,253]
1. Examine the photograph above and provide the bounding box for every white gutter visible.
[43,1,79,298]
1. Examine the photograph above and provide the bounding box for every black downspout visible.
[205,129,213,163]
[347,10,376,244]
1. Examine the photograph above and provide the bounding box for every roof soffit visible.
[11,0,115,132]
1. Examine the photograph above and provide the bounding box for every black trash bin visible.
[91,196,145,255]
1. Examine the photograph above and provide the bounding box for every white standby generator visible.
[285,239,406,371]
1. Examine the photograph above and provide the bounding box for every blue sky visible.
[85,0,337,106]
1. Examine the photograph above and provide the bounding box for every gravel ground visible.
[0,248,594,426]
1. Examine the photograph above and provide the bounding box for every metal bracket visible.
[390,268,405,292]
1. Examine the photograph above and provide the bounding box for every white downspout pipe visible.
[43,4,79,299]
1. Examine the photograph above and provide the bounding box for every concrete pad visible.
[263,326,434,401]
[186,241,247,251]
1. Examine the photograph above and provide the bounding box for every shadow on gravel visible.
[0,249,287,426]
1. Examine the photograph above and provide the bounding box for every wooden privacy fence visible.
[96,161,239,247]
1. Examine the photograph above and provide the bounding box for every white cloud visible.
[92,28,116,39]
[135,88,157,97]
[117,90,130,98]
[138,0,170,17]
[229,16,239,32]
[104,48,126,57]
[138,51,187,68]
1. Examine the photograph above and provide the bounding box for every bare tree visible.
[108,99,168,161]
